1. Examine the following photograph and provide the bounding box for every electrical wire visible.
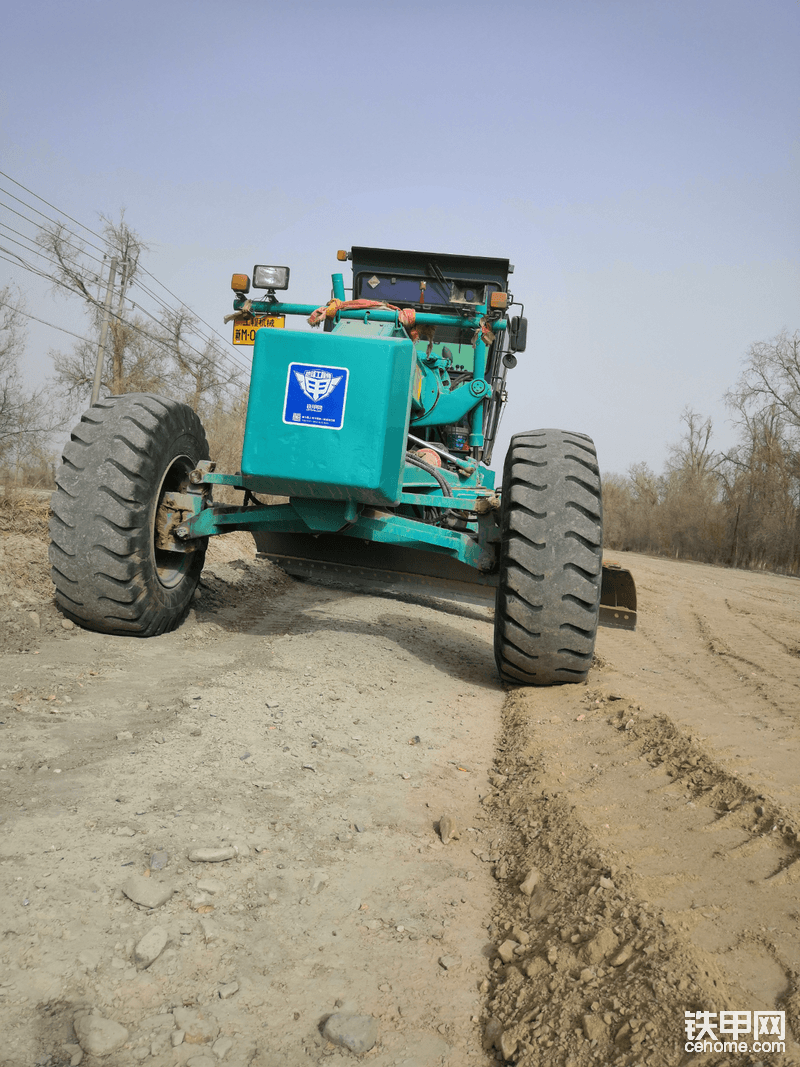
[0,172,244,365]
[0,171,108,250]
[129,275,251,374]
[0,232,104,290]
[1,248,244,399]
[0,196,108,267]
[0,172,250,381]
[135,266,244,360]
[0,298,96,345]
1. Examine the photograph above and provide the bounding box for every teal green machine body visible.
[241,328,415,506]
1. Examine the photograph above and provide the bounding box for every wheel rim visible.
[153,454,197,589]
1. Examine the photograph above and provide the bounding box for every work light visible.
[252,265,290,290]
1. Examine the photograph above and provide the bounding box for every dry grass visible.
[0,486,51,537]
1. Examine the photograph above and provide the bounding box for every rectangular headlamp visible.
[252,265,290,290]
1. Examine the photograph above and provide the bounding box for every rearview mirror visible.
[508,316,527,353]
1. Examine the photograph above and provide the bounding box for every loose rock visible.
[121,873,174,909]
[134,926,168,968]
[484,1017,504,1050]
[310,871,329,894]
[583,1014,608,1042]
[323,1012,378,1054]
[609,942,634,967]
[172,1008,219,1045]
[497,939,519,964]
[212,1035,233,1060]
[200,917,220,943]
[582,927,619,965]
[499,1030,518,1059]
[186,1055,216,1067]
[519,867,540,895]
[74,1013,128,1056]
[197,878,225,894]
[187,846,237,863]
[438,814,460,843]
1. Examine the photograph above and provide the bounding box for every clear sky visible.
[1,0,798,475]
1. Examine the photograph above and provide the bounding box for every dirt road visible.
[1,504,798,1066]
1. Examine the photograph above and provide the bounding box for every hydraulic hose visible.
[406,450,457,528]
[405,452,453,496]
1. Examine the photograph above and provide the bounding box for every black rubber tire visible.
[494,429,603,685]
[49,393,210,637]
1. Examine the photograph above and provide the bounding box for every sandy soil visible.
[1,496,798,1066]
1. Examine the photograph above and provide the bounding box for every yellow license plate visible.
[232,315,286,345]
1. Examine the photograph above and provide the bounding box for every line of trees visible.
[604,330,800,575]
[1,215,247,490]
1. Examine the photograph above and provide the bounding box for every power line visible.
[0,170,107,249]
[0,176,245,368]
[135,265,244,363]
[0,195,105,266]
[0,297,95,345]
[1,284,243,403]
[129,277,250,374]
[1,239,246,382]
[0,190,108,268]
[0,170,251,381]
[0,173,238,357]
[0,246,61,286]
[0,228,105,290]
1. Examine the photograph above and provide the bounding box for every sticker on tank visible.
[283,362,349,429]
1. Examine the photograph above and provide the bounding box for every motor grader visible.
[49,245,636,685]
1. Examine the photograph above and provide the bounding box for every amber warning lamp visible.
[336,250,349,261]
[490,291,508,310]
[231,273,250,293]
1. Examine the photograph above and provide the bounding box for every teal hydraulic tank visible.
[241,328,415,506]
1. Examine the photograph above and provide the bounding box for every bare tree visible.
[719,331,800,572]
[37,213,159,401]
[50,325,169,403]
[722,401,799,571]
[725,329,800,432]
[160,308,244,413]
[665,408,719,481]
[0,286,63,483]
[661,409,724,560]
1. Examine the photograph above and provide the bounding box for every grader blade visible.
[256,531,637,631]
[254,530,497,607]
[600,563,637,630]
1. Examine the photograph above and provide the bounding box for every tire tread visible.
[494,428,603,685]
[49,392,209,637]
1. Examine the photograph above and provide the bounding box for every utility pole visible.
[109,256,132,394]
[91,257,118,406]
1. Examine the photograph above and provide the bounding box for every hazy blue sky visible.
[2,0,798,475]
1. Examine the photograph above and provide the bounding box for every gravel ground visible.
[1,495,798,1066]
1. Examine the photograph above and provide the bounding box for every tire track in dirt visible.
[481,553,800,1066]
[599,554,800,815]
[484,687,800,1066]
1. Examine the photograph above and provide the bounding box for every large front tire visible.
[494,429,603,685]
[49,393,210,637]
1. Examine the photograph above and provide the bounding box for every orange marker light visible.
[231,273,250,293]
[490,291,508,309]
[336,250,348,261]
